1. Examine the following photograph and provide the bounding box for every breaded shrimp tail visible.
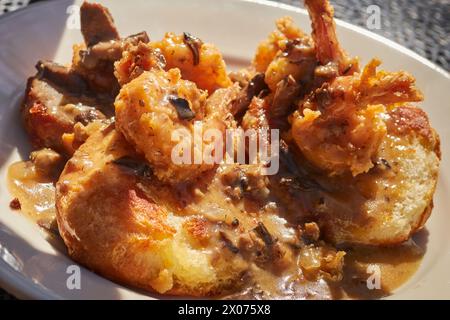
[291,59,424,176]
[304,0,357,74]
[358,59,423,106]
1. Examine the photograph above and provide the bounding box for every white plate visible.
[0,0,449,300]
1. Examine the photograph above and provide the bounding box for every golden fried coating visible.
[242,97,269,131]
[250,17,318,122]
[114,42,166,85]
[150,32,232,92]
[291,59,423,176]
[264,47,316,92]
[253,16,307,73]
[115,68,237,183]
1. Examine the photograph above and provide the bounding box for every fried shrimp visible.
[252,5,358,122]
[264,36,317,93]
[150,32,232,92]
[250,17,317,121]
[115,68,237,183]
[253,16,308,73]
[304,0,358,76]
[114,42,166,85]
[291,59,423,176]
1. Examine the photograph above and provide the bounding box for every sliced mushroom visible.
[231,73,268,117]
[36,60,88,96]
[80,1,120,46]
[270,75,301,118]
[183,32,204,66]
[169,96,196,120]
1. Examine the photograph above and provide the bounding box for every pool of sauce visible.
[7,160,58,233]
[7,158,424,299]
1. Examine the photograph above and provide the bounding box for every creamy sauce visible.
[334,241,423,299]
[222,240,423,299]
[135,162,423,299]
[6,157,424,299]
[7,160,58,233]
